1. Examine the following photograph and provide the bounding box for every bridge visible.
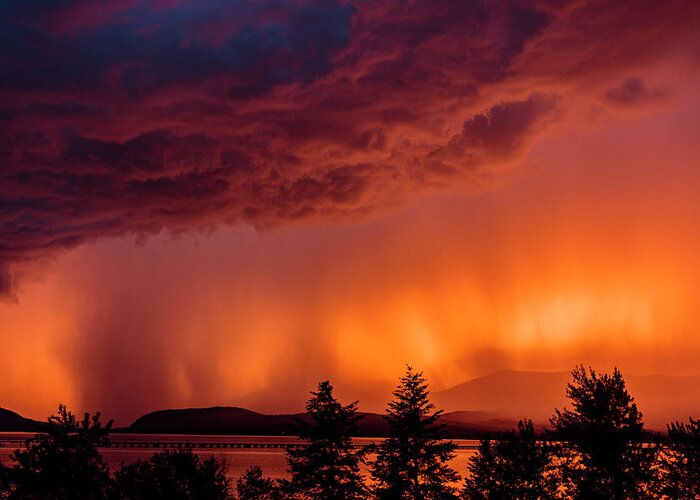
[0,439,479,450]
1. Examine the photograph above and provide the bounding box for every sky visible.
[1,0,700,424]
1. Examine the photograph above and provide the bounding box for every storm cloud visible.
[1,0,699,297]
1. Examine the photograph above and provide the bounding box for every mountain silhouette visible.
[0,407,42,431]
[126,406,520,437]
[434,370,700,430]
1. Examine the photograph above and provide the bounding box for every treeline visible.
[0,365,698,499]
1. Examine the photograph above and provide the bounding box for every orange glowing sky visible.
[1,0,700,424]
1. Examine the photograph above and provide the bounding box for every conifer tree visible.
[3,405,112,500]
[110,448,230,499]
[371,366,460,499]
[236,465,281,500]
[549,366,656,499]
[462,419,554,499]
[661,417,700,499]
[284,380,366,499]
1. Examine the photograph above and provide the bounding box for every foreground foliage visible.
[549,366,657,499]
[236,465,282,500]
[661,418,700,499]
[284,380,367,499]
[1,405,111,500]
[371,366,460,499]
[1,366,700,499]
[110,448,230,499]
[463,419,554,499]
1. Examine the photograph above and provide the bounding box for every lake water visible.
[0,433,479,481]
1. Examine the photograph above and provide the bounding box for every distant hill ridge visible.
[127,405,522,438]
[0,407,42,432]
[433,369,700,430]
[3,370,698,434]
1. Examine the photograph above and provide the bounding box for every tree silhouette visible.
[110,448,230,500]
[549,366,656,499]
[661,417,700,499]
[284,380,367,499]
[371,366,460,499]
[2,405,112,500]
[0,461,11,499]
[462,419,554,499]
[236,465,281,500]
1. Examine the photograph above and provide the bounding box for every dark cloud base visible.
[1,0,699,297]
